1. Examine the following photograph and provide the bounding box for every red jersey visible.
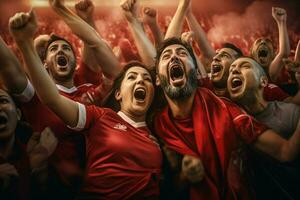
[154,88,268,200]
[263,83,289,101]
[73,104,162,200]
[17,81,104,192]
[74,61,103,87]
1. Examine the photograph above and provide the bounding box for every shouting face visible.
[227,57,266,103]
[44,40,76,82]
[116,66,154,119]
[250,38,274,69]
[0,89,20,140]
[157,44,198,101]
[211,48,240,88]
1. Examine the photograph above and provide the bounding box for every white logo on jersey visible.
[114,123,127,131]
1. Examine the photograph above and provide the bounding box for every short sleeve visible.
[263,84,289,101]
[68,102,106,131]
[223,99,269,144]
[12,79,35,102]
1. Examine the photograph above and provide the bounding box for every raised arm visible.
[120,0,156,67]
[9,10,79,127]
[49,0,121,79]
[164,0,191,39]
[181,31,207,78]
[269,7,291,82]
[75,0,103,73]
[142,7,164,47]
[186,5,215,61]
[0,37,28,94]
[254,119,300,162]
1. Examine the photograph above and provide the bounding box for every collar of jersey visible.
[56,84,78,93]
[117,111,147,128]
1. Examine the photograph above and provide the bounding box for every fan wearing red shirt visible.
[154,37,300,200]
[12,23,163,199]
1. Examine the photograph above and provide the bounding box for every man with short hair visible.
[154,37,300,199]
[228,57,300,199]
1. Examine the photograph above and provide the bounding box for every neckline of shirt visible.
[56,84,78,93]
[117,111,147,128]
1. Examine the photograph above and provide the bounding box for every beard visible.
[159,68,198,101]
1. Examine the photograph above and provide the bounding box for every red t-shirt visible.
[74,61,103,87]
[19,82,100,189]
[74,105,162,199]
[154,88,268,200]
[263,83,289,101]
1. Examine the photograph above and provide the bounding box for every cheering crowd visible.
[1,0,300,199]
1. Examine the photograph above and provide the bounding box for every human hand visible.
[182,154,205,183]
[9,10,38,43]
[75,0,94,22]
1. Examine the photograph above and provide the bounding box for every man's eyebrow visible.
[161,49,172,55]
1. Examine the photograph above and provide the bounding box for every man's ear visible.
[156,74,161,86]
[115,89,121,101]
[16,108,22,121]
[260,76,268,88]
[44,62,48,69]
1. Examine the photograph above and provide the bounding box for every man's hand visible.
[272,7,287,23]
[27,127,58,170]
[142,7,157,26]
[163,146,182,171]
[9,10,38,43]
[0,163,19,189]
[182,155,205,183]
[75,0,94,22]
[181,31,194,45]
[120,0,139,22]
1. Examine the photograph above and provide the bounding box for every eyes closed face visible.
[211,48,238,86]
[0,89,20,140]
[157,44,195,89]
[45,40,76,80]
[227,57,260,101]
[116,66,154,118]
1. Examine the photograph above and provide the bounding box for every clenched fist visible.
[9,10,38,43]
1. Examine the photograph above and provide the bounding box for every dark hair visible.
[222,43,243,58]
[104,61,156,112]
[43,34,76,61]
[155,37,198,72]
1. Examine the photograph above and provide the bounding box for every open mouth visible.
[0,115,8,130]
[57,56,68,67]
[258,49,268,58]
[231,77,243,89]
[170,65,184,81]
[134,88,146,101]
[212,64,222,74]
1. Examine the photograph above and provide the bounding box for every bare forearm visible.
[147,21,164,46]
[186,12,215,60]
[17,40,60,105]
[269,21,290,81]
[281,122,300,161]
[0,37,28,93]
[52,5,102,47]
[128,19,156,67]
[295,40,300,62]
[165,3,189,39]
